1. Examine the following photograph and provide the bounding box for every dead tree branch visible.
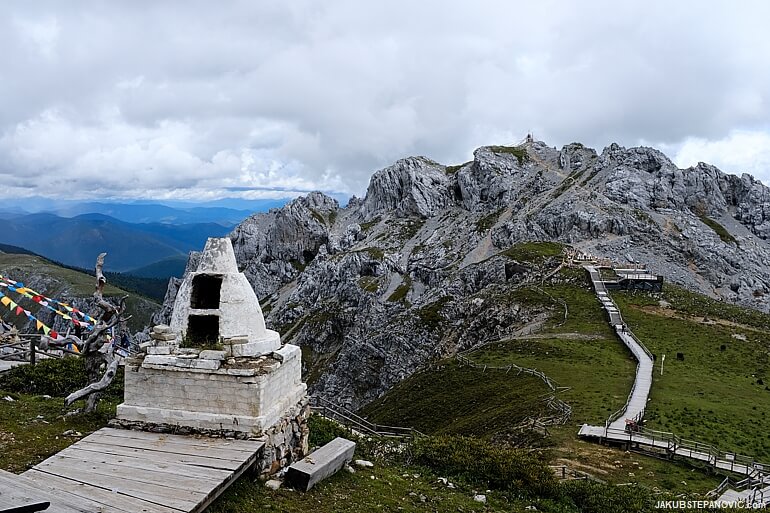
[60,253,132,412]
[65,354,119,407]
[93,252,118,323]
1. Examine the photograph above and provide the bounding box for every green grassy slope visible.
[0,253,158,331]
[363,360,553,442]
[362,264,770,493]
[614,286,770,460]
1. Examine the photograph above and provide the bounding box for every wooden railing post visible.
[29,336,36,366]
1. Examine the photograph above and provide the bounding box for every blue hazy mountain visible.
[0,198,296,226]
[125,255,189,278]
[0,212,231,272]
[50,202,255,226]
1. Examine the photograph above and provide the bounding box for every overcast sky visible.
[1,1,769,202]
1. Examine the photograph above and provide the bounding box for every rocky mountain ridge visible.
[158,139,770,409]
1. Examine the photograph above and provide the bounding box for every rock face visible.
[362,157,451,219]
[230,192,337,299]
[157,140,770,410]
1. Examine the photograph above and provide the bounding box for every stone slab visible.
[151,333,177,342]
[116,404,269,433]
[143,355,177,366]
[227,339,280,358]
[146,346,172,355]
[286,437,355,491]
[272,344,300,364]
[199,350,226,360]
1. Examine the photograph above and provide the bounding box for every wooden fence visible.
[309,396,423,440]
[455,351,572,425]
[0,334,62,366]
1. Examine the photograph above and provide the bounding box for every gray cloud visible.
[1,0,769,201]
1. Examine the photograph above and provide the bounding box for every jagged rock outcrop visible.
[362,157,452,219]
[230,192,337,298]
[157,139,770,410]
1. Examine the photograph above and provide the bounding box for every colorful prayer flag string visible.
[0,274,96,329]
[0,290,60,339]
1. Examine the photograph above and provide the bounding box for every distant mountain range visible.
[126,255,189,279]
[0,198,294,225]
[0,212,230,272]
[47,202,254,226]
[0,198,298,276]
[157,140,770,410]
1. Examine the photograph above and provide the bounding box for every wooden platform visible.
[9,427,264,513]
[1,468,100,512]
[0,360,27,373]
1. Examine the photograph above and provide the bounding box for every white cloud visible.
[670,130,770,185]
[0,1,769,200]
[13,15,60,58]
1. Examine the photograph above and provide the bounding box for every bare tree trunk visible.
[83,351,107,412]
[54,254,132,412]
[67,354,118,411]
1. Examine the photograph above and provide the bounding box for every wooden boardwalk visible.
[584,265,654,431]
[578,264,769,488]
[0,427,264,513]
[578,425,768,479]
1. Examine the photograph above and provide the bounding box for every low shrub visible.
[0,357,124,399]
[410,435,557,498]
[560,480,655,513]
[308,415,353,448]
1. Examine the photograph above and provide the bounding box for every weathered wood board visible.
[16,428,264,513]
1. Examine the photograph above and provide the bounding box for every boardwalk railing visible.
[605,360,643,430]
[584,265,653,433]
[579,258,769,499]
[708,477,733,498]
[0,334,62,366]
[601,425,769,482]
[309,396,423,439]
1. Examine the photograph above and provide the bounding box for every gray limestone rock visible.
[155,139,770,411]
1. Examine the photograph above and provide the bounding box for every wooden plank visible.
[89,429,264,458]
[189,445,259,513]
[0,501,50,513]
[37,454,222,493]
[97,428,264,453]
[0,474,47,512]
[30,461,203,511]
[83,432,254,462]
[0,361,27,373]
[30,446,259,513]
[0,469,98,513]
[23,470,182,513]
[77,435,248,464]
[15,427,265,513]
[54,445,232,481]
[72,440,244,471]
